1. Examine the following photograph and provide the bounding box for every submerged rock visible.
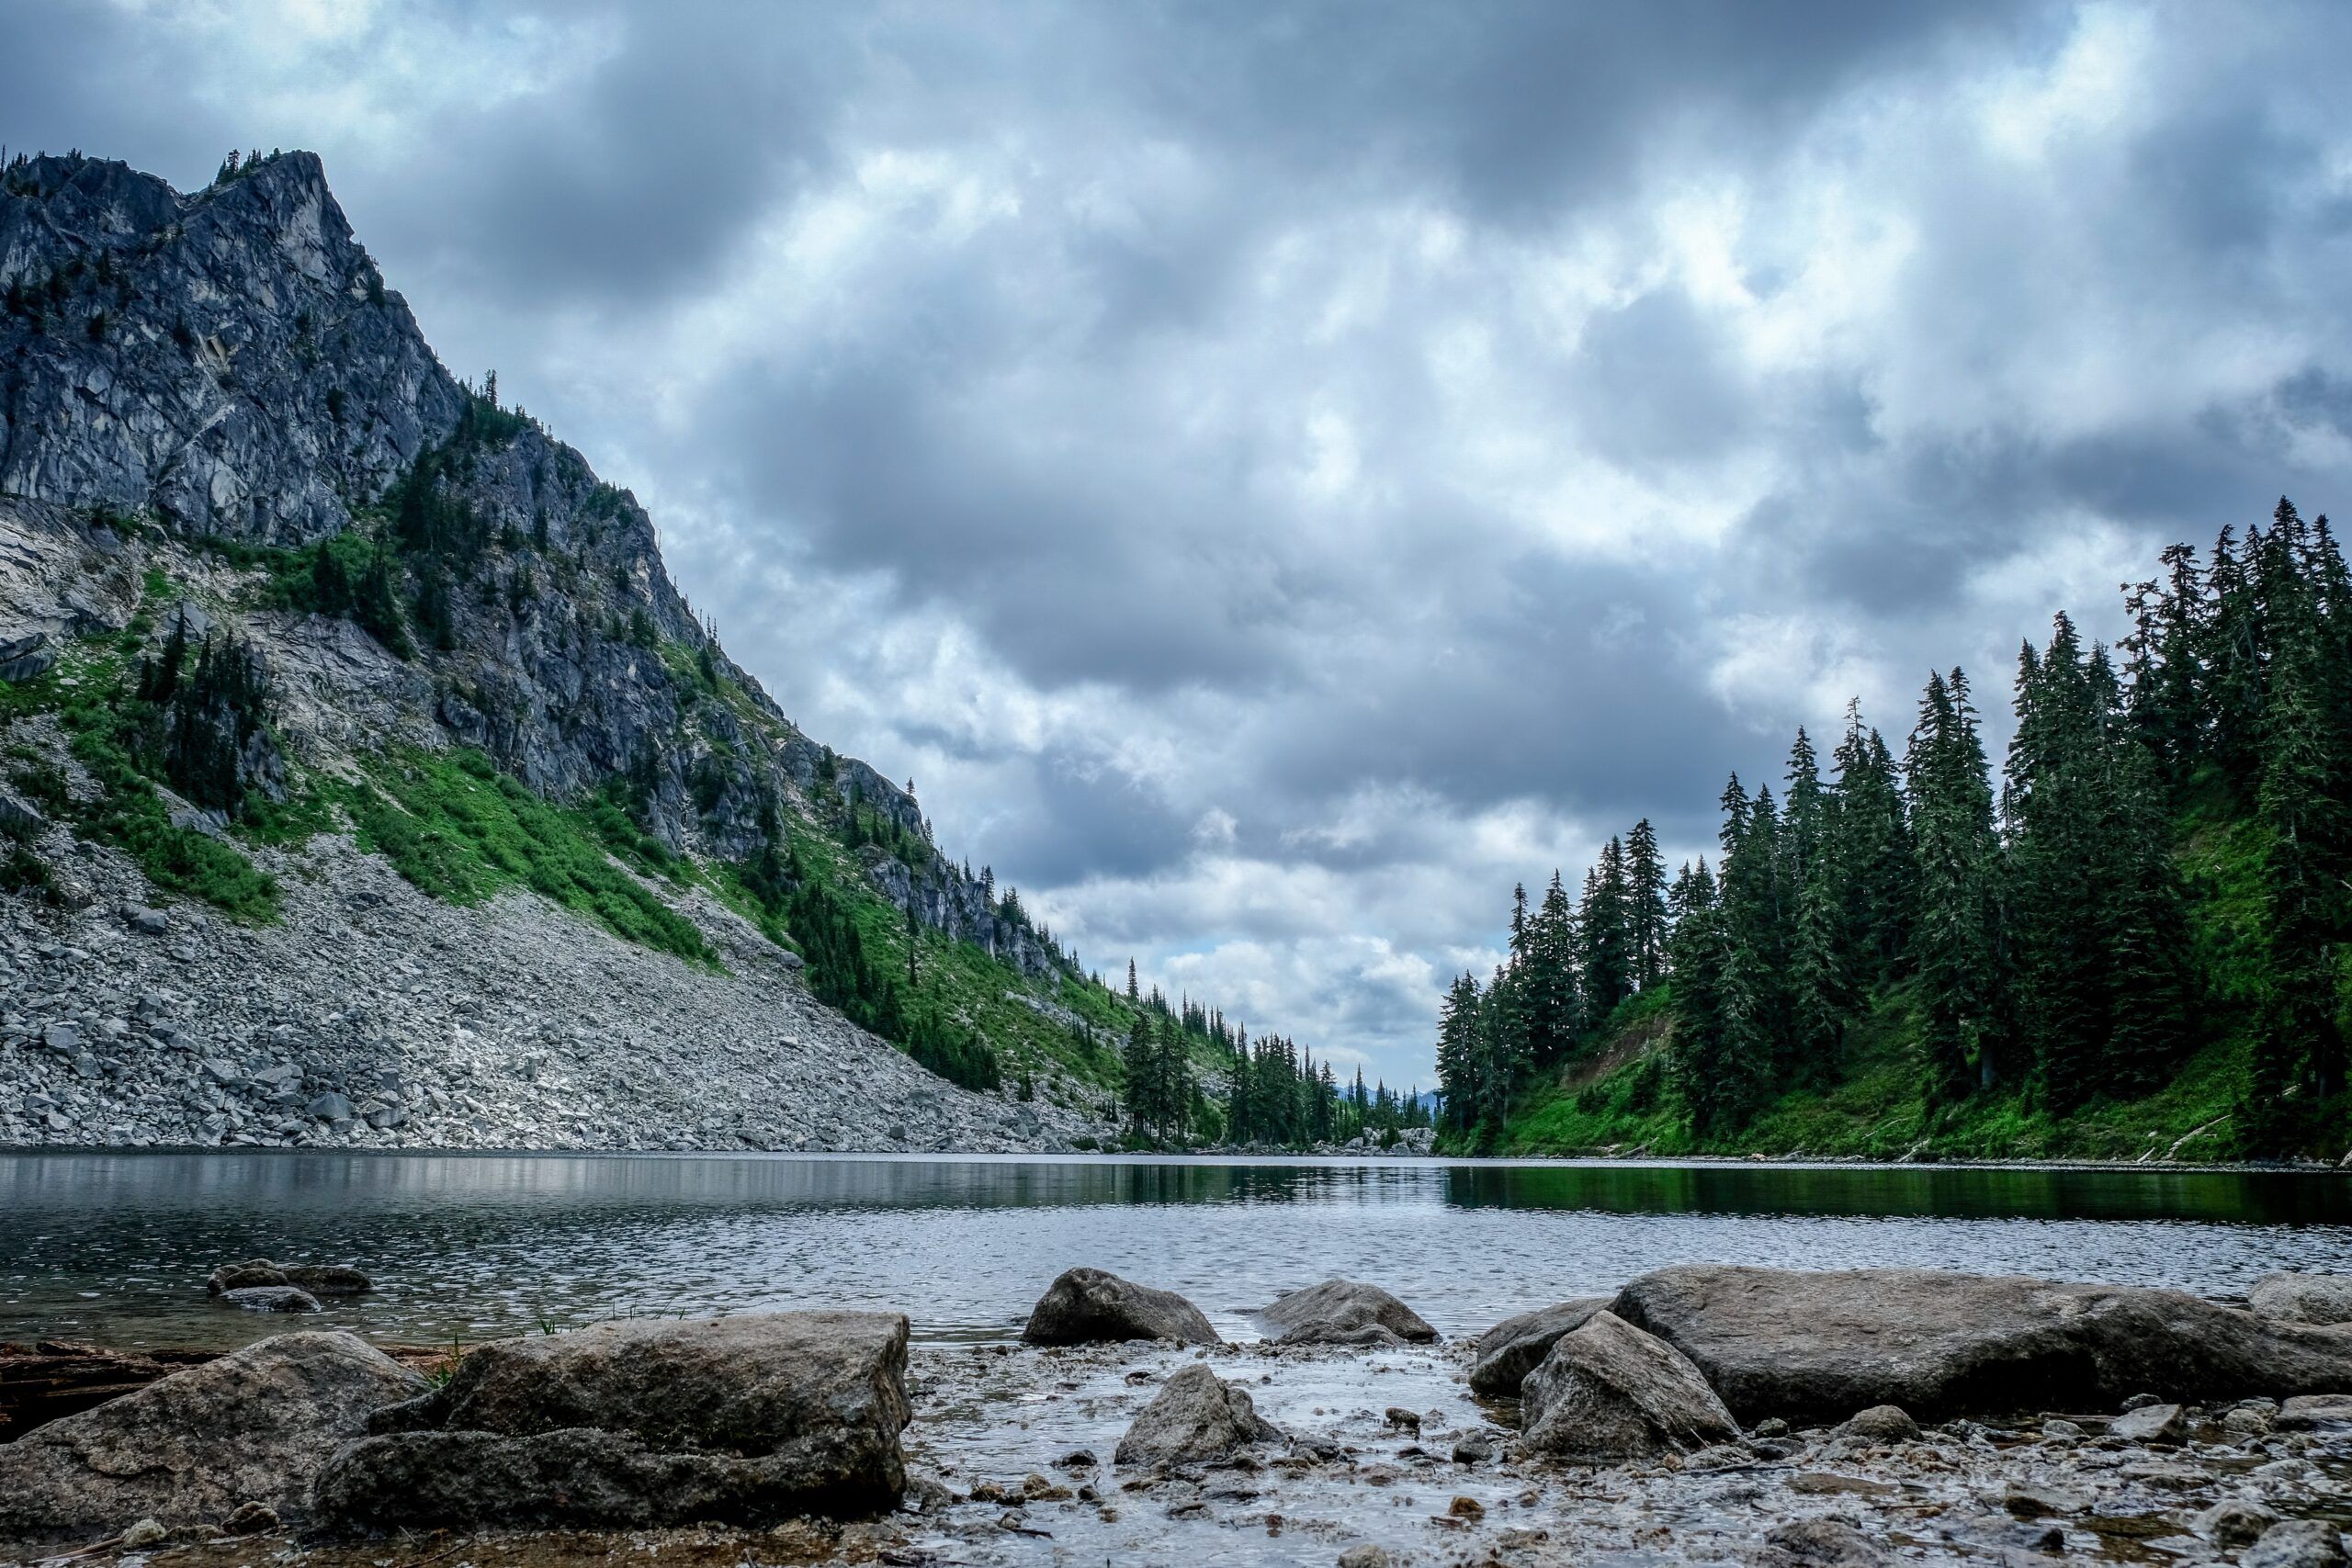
[1758,1518,1892,1567]
[1760,1518,1891,1567]
[0,1331,424,1547]
[206,1259,373,1296]
[1609,1265,2352,1424]
[1261,1279,1438,1348]
[1021,1267,1219,1346]
[313,1312,910,1532]
[1467,1297,1609,1396]
[222,1285,321,1314]
[1518,1309,1742,1463]
[1112,1363,1283,1470]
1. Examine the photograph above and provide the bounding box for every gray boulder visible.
[223,1286,321,1314]
[2277,1393,2352,1429]
[1468,1297,1609,1396]
[1518,1310,1742,1463]
[1261,1279,1438,1348]
[1835,1404,1920,1444]
[0,1331,424,1547]
[2245,1520,2350,1568]
[2252,1273,2352,1326]
[2110,1401,2188,1443]
[2196,1499,2282,1548]
[313,1312,910,1531]
[1112,1364,1283,1470]
[1609,1265,2352,1425]
[1022,1268,1219,1346]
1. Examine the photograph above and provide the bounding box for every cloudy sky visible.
[8,0,2352,1087]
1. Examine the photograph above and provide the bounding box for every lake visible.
[5,1152,2351,1352]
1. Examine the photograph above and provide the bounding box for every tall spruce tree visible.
[1906,669,2005,1102]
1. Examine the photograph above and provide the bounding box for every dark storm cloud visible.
[6,0,2352,1077]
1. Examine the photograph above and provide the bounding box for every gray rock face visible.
[1022,1268,1219,1346]
[1518,1309,1742,1463]
[0,150,1127,1155]
[314,1313,910,1531]
[1261,1279,1438,1348]
[0,1330,424,1547]
[2252,1273,2352,1326]
[0,153,462,544]
[1609,1265,2352,1425]
[1112,1364,1283,1470]
[1468,1297,1610,1396]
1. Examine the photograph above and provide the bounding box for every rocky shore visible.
[8,1263,2352,1566]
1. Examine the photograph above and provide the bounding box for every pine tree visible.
[2249,507,2352,1136]
[1907,669,2005,1102]
[1624,819,1668,989]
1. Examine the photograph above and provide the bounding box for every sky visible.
[7,0,2352,1089]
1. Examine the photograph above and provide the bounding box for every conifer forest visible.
[1436,502,2352,1161]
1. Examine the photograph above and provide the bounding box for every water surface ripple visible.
[4,1152,2348,1350]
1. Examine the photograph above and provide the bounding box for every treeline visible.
[1439,499,2352,1154]
[1435,823,1672,1135]
[1112,964,1431,1148]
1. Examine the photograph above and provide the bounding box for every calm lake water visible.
[5,1152,2351,1352]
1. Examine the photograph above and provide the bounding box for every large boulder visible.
[1261,1280,1438,1348]
[1469,1298,1610,1396]
[0,1332,424,1548]
[1610,1266,2352,1425]
[2251,1273,2352,1327]
[1113,1364,1283,1470]
[1022,1268,1219,1346]
[312,1312,910,1532]
[1519,1310,1742,1463]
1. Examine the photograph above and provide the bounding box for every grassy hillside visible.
[0,541,1189,1122]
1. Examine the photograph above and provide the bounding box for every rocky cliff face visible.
[0,149,1059,967]
[0,149,1098,1149]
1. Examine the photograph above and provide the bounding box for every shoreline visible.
[3,1142,2346,1176]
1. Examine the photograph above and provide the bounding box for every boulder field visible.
[7,1263,2352,1562]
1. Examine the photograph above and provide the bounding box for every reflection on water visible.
[2,1152,2346,1352]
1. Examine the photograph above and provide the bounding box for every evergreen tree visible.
[1624,819,1668,989]
[1905,669,2005,1101]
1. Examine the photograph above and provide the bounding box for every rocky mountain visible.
[0,148,1126,1151]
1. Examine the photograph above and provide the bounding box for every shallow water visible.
[3,1151,2350,1350]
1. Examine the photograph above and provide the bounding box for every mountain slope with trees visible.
[1437,501,2351,1163]
[0,147,1357,1150]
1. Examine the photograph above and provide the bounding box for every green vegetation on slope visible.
[1444,499,2351,1162]
[342,747,717,965]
